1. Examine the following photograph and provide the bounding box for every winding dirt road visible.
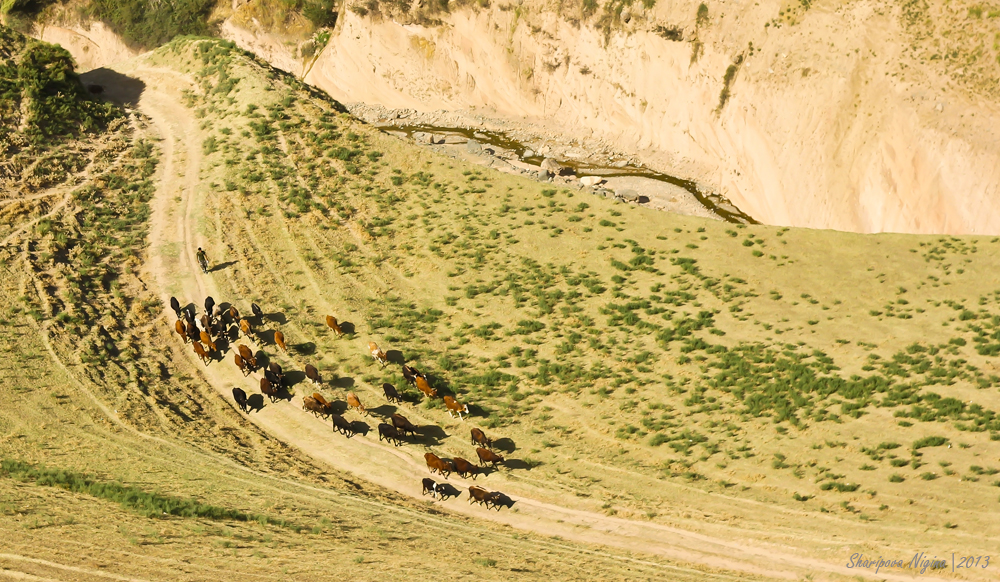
[89,60,961,582]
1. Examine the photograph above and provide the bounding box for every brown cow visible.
[199,330,213,348]
[368,341,388,367]
[468,485,490,506]
[476,447,504,468]
[415,376,437,399]
[390,413,417,437]
[237,345,256,371]
[312,392,333,411]
[199,314,212,335]
[382,383,403,404]
[331,413,353,437]
[453,457,479,480]
[443,395,469,420]
[471,428,493,450]
[325,315,344,337]
[346,392,366,416]
[239,318,253,340]
[175,320,188,343]
[303,396,329,418]
[305,364,321,385]
[185,320,199,342]
[424,453,452,478]
[229,305,240,323]
[260,377,278,402]
[192,341,210,365]
[377,423,402,446]
[234,353,250,377]
[273,330,287,353]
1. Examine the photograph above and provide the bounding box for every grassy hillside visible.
[0,31,743,581]
[128,37,998,563]
[3,31,1000,578]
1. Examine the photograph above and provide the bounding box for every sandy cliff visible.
[290,1,1000,234]
[32,1,1000,234]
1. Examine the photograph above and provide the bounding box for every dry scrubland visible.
[2,31,1000,579]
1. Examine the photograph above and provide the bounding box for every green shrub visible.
[912,436,948,449]
[86,0,216,49]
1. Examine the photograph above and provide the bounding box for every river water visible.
[378,123,757,225]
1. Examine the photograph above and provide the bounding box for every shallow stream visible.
[379,124,757,225]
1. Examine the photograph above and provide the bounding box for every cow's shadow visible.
[254,351,270,369]
[327,400,348,415]
[246,394,265,412]
[265,312,287,325]
[386,350,405,365]
[493,438,516,453]
[274,386,294,402]
[285,370,307,386]
[368,404,396,418]
[503,459,538,471]
[489,493,516,510]
[339,321,356,335]
[415,424,448,446]
[434,483,462,501]
[348,420,370,436]
[332,376,354,389]
[257,329,277,345]
[292,342,316,356]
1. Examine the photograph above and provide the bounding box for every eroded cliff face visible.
[35,1,1000,234]
[294,1,1000,234]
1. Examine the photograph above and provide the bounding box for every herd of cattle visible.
[169,294,514,511]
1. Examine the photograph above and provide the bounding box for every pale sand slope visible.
[30,3,1000,235]
[290,2,1000,235]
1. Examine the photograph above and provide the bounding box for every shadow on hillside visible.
[386,350,405,365]
[432,482,461,500]
[332,376,354,389]
[80,68,145,107]
[265,312,286,325]
[339,321,356,335]
[368,404,395,418]
[292,342,316,356]
[504,459,538,471]
[246,394,265,412]
[348,420,370,436]
[210,261,237,273]
[415,424,447,446]
[493,438,516,453]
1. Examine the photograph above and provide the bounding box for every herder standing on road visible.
[196,247,209,274]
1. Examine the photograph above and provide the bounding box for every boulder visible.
[538,169,552,181]
[611,160,629,168]
[541,157,562,172]
[440,135,468,145]
[412,132,435,144]
[523,149,535,158]
[617,189,641,202]
[466,139,483,153]
[579,176,604,187]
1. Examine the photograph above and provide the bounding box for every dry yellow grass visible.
[2,34,1000,581]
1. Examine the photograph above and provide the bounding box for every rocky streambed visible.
[347,103,755,224]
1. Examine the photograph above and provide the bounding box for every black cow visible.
[232,387,249,413]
